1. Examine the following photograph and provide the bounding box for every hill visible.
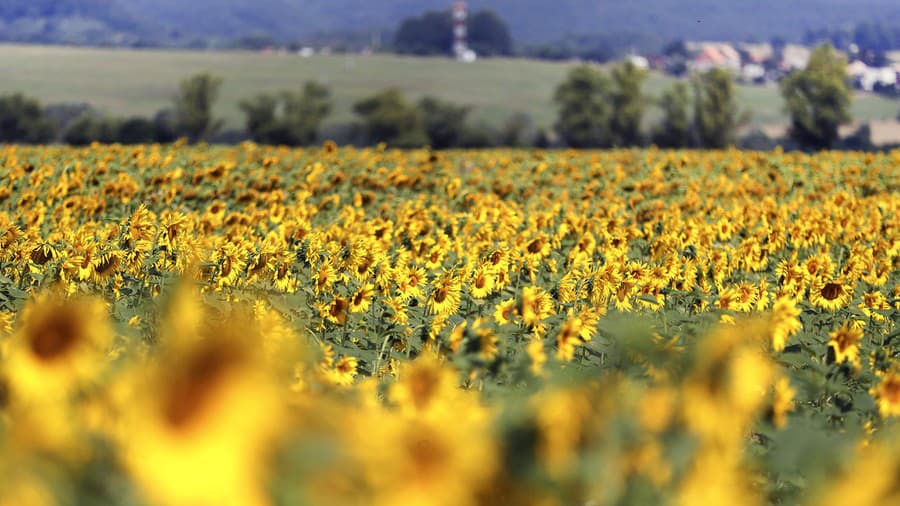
[0,0,158,45]
[3,0,900,46]
[0,44,896,136]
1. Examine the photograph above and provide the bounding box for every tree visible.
[393,9,513,57]
[652,82,692,148]
[393,10,453,56]
[0,93,55,143]
[151,109,179,143]
[467,10,513,56]
[44,102,94,138]
[117,116,158,144]
[498,113,532,147]
[418,96,470,149]
[781,43,852,150]
[692,68,745,148]
[240,82,332,146]
[172,73,224,142]
[62,114,119,145]
[609,61,648,146]
[553,65,613,148]
[353,89,428,148]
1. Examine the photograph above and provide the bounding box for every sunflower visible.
[448,321,468,353]
[60,243,97,282]
[828,322,864,367]
[351,404,497,506]
[556,268,580,304]
[159,211,190,252]
[810,278,852,311]
[317,297,349,327]
[493,298,518,325]
[612,280,635,312]
[91,249,122,283]
[677,448,760,506]
[468,263,495,299]
[448,318,497,360]
[349,283,376,314]
[860,290,890,323]
[388,351,461,418]
[426,272,462,316]
[484,247,510,272]
[771,376,795,428]
[776,257,807,297]
[682,321,775,441]
[803,253,835,281]
[527,337,547,376]
[396,265,426,301]
[589,263,621,306]
[520,286,554,329]
[872,369,900,418]
[0,474,55,506]
[522,233,551,264]
[122,323,283,506]
[28,242,58,270]
[384,296,409,325]
[213,242,248,288]
[637,387,676,433]
[716,284,754,313]
[423,243,446,271]
[349,244,384,282]
[0,311,13,335]
[769,297,802,352]
[322,356,359,387]
[271,253,295,292]
[568,231,597,265]
[556,317,585,361]
[4,292,111,401]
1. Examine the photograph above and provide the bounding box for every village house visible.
[779,44,811,71]
[846,59,899,92]
[685,42,741,73]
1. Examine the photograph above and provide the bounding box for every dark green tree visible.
[393,9,513,57]
[467,10,513,56]
[781,43,852,150]
[610,60,649,146]
[151,109,179,143]
[353,89,428,148]
[62,114,120,145]
[498,113,532,147]
[117,116,158,144]
[393,11,454,55]
[44,102,94,137]
[553,65,613,148]
[172,73,224,142]
[240,82,332,146]
[418,96,471,149]
[652,82,692,148]
[692,68,745,148]
[0,93,55,143]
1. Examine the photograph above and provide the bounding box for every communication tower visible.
[452,2,474,61]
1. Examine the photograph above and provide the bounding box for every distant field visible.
[0,44,896,132]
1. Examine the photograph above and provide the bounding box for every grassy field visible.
[0,44,897,132]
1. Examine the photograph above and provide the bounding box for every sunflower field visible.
[0,142,898,505]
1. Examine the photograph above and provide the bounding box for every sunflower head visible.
[811,278,852,311]
[5,292,111,401]
[828,322,864,367]
[872,369,900,418]
[124,315,283,506]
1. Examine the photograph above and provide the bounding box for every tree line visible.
[0,44,862,150]
[555,44,856,150]
[0,74,536,148]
